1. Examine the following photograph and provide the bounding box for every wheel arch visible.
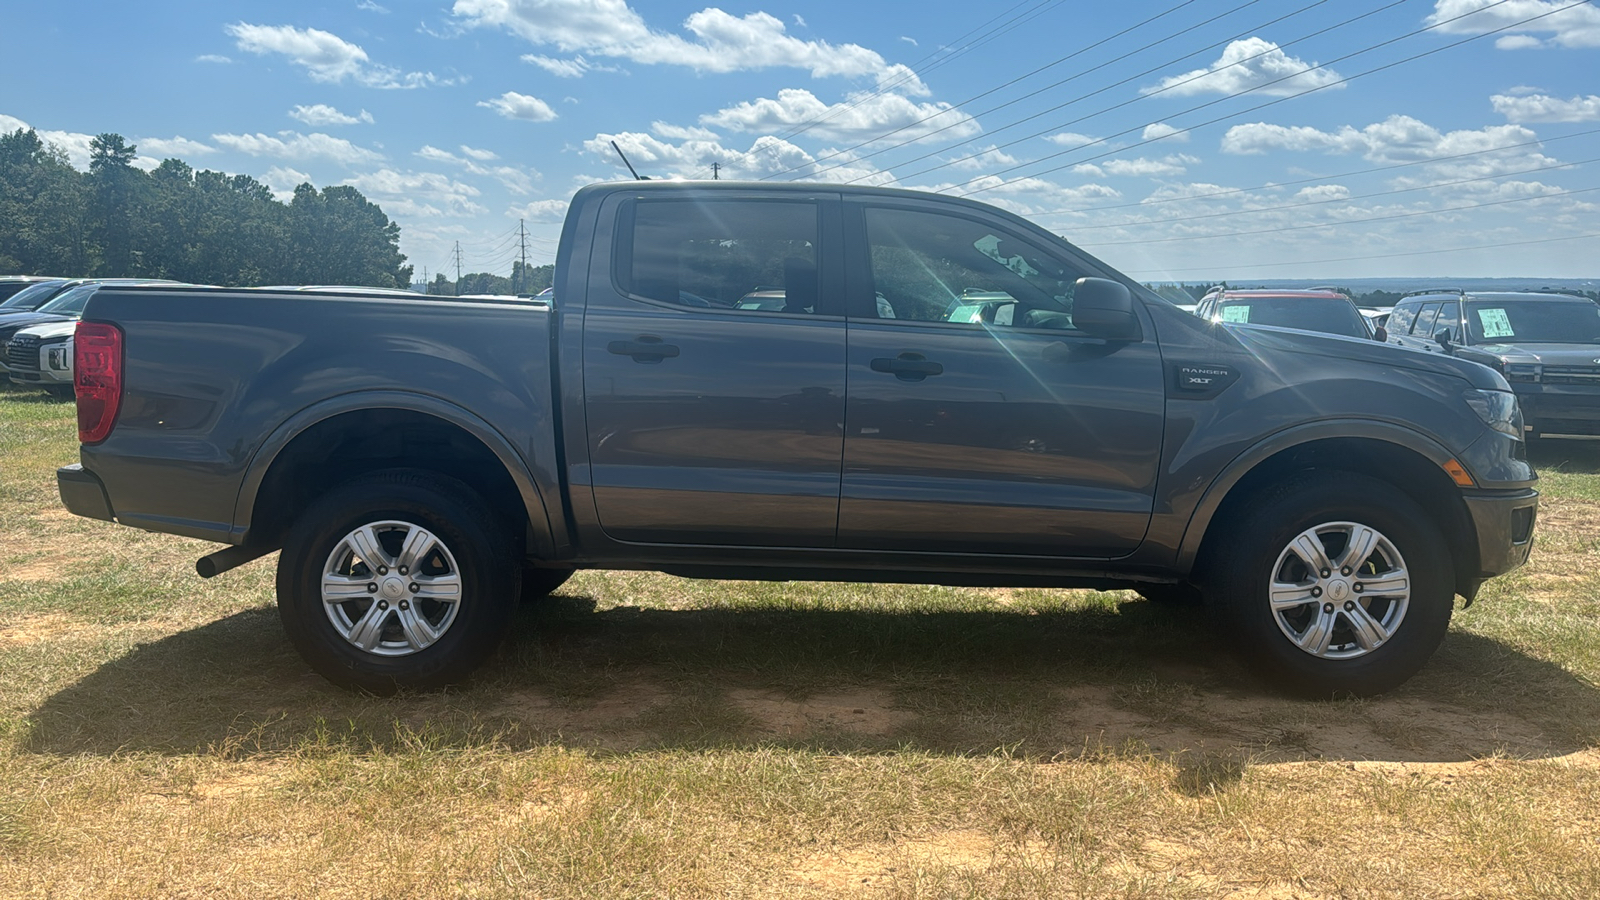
[234,391,556,559]
[1178,422,1480,597]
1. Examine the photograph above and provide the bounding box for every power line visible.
[1117,230,1600,276]
[876,0,1431,189]
[1077,184,1600,248]
[763,0,1226,181]
[957,0,1583,196]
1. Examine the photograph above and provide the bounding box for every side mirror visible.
[1373,326,1388,342]
[1073,277,1142,342]
[1434,329,1454,350]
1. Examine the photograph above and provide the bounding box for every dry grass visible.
[2,380,1599,898]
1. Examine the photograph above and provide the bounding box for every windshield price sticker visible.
[1478,308,1514,339]
[1221,305,1251,324]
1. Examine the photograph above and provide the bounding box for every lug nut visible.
[409,583,420,593]
[1311,587,1322,598]
[1354,583,1364,593]
[1321,569,1331,578]
[1323,603,1335,614]
[378,600,389,610]
[1344,601,1356,612]
[1341,567,1351,576]
[399,566,408,575]
[377,566,388,576]
[399,600,410,611]
[367,583,378,593]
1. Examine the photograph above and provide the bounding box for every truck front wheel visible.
[1206,473,1454,698]
[276,471,519,693]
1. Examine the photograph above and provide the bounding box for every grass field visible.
[2,380,1598,898]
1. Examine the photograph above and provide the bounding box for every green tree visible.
[88,133,146,276]
[0,129,91,274]
[288,184,412,288]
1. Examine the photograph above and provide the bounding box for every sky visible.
[2,0,1598,282]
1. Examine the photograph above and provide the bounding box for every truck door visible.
[579,192,847,546]
[836,199,1165,558]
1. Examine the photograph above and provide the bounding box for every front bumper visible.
[1513,383,1600,435]
[57,464,115,523]
[1462,487,1538,578]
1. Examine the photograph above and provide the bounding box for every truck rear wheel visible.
[276,470,519,693]
[1205,473,1454,698]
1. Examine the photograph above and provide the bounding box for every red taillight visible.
[75,322,123,444]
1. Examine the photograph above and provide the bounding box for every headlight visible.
[1503,363,1540,383]
[1465,389,1524,439]
[46,345,70,371]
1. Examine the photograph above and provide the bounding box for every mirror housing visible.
[1073,278,1142,342]
[1373,325,1388,342]
[1434,328,1454,350]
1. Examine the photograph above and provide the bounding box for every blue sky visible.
[3,0,1598,281]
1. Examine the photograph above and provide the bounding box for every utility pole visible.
[711,162,720,181]
[421,266,428,294]
[452,241,463,296]
[517,219,529,295]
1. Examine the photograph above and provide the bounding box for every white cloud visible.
[342,169,487,217]
[357,0,389,12]
[263,166,313,200]
[1426,0,1600,50]
[1293,184,1351,202]
[452,0,924,90]
[138,135,217,157]
[1146,37,1344,97]
[1491,92,1600,123]
[226,22,443,89]
[521,54,618,77]
[212,130,384,165]
[1046,132,1099,148]
[415,144,538,195]
[1074,155,1198,178]
[478,91,558,122]
[289,104,375,126]
[900,36,918,46]
[0,114,96,169]
[1495,34,1546,49]
[1143,123,1189,143]
[510,198,569,221]
[586,130,886,182]
[793,14,806,28]
[652,121,720,141]
[701,87,978,143]
[1220,115,1558,181]
[196,54,233,64]
[944,145,1019,171]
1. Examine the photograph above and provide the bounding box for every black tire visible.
[276,470,519,693]
[521,567,573,603]
[46,385,75,400]
[1202,472,1454,698]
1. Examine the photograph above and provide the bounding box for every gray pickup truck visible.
[58,181,1538,697]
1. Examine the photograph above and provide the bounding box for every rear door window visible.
[617,199,826,315]
[1410,303,1442,337]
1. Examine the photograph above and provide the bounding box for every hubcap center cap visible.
[1326,579,1352,602]
[379,577,407,600]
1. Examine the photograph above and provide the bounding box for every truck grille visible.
[6,334,40,374]
[1541,366,1600,385]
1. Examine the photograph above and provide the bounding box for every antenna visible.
[611,140,648,180]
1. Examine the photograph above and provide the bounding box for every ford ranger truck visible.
[57,181,1538,697]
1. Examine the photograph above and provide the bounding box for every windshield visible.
[36,284,101,315]
[0,281,68,311]
[1465,301,1600,344]
[1214,297,1368,339]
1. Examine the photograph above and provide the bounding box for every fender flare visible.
[230,390,557,558]
[1175,419,1460,572]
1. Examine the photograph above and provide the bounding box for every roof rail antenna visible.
[1399,288,1466,299]
[611,141,650,181]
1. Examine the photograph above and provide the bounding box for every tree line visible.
[0,128,412,288]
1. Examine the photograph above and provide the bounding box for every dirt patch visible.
[191,770,279,801]
[0,556,88,583]
[729,687,912,738]
[790,829,1024,888]
[491,679,672,746]
[1536,498,1600,543]
[0,613,89,646]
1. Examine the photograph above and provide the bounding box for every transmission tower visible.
[517,219,529,295]
[452,241,463,296]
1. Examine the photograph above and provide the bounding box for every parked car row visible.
[1190,286,1600,438]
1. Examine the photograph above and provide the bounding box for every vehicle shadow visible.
[24,591,1600,764]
